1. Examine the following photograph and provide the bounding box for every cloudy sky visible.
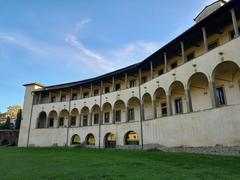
[0,0,216,112]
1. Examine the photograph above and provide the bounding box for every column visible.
[152,99,157,119]
[138,68,142,85]
[166,93,172,116]
[80,87,83,99]
[150,61,153,79]
[38,92,41,104]
[209,81,217,108]
[230,8,239,38]
[180,41,185,62]
[164,52,168,73]
[90,84,93,97]
[125,73,128,89]
[202,27,208,53]
[112,109,116,124]
[185,88,193,113]
[112,77,115,91]
[48,91,51,103]
[100,81,103,95]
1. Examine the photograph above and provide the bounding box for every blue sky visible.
[0,0,215,112]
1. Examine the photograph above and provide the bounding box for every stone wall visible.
[0,130,19,146]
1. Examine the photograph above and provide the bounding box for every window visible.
[130,80,136,88]
[83,92,89,98]
[71,116,76,126]
[208,41,218,51]
[61,95,66,102]
[94,113,99,124]
[59,118,64,127]
[115,84,121,91]
[115,110,121,122]
[72,94,77,100]
[175,98,183,114]
[83,115,88,126]
[186,53,195,61]
[94,89,99,96]
[171,62,177,69]
[128,108,135,121]
[105,87,110,93]
[49,118,54,127]
[216,87,226,106]
[158,69,164,76]
[161,103,167,116]
[142,77,147,83]
[51,96,56,103]
[104,112,110,123]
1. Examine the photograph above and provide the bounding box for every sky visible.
[0,0,216,112]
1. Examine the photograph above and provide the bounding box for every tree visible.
[7,105,21,119]
[4,116,11,129]
[15,109,22,130]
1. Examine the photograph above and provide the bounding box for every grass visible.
[0,148,240,180]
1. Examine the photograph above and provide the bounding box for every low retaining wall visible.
[0,130,19,146]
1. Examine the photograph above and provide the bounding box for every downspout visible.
[26,92,35,147]
[138,68,144,150]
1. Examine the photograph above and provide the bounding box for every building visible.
[19,0,240,148]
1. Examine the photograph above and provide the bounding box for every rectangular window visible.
[71,116,76,126]
[216,87,226,106]
[128,108,135,121]
[161,103,167,116]
[72,94,77,100]
[51,96,56,103]
[158,69,164,76]
[59,118,64,127]
[175,98,183,114]
[104,112,110,123]
[208,41,218,51]
[94,89,99,96]
[186,53,195,61]
[83,115,88,126]
[83,92,89,98]
[115,84,121,91]
[171,62,177,69]
[94,113,99,124]
[49,118,54,127]
[115,110,121,122]
[61,95,66,102]
[130,80,136,88]
[105,87,110,93]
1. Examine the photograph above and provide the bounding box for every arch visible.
[124,131,139,145]
[212,61,240,106]
[104,133,116,148]
[1,139,9,146]
[154,87,167,118]
[169,81,186,114]
[80,106,90,126]
[91,105,101,125]
[113,100,126,122]
[37,111,47,128]
[102,102,112,124]
[59,109,69,127]
[85,133,95,145]
[48,110,57,128]
[70,108,79,127]
[142,93,153,120]
[71,134,81,145]
[127,97,141,121]
[187,72,211,111]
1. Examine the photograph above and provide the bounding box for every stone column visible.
[150,61,153,79]
[202,27,208,53]
[230,8,239,38]
[164,52,168,73]
[90,84,93,97]
[112,77,115,91]
[180,41,185,62]
[38,92,41,104]
[112,109,116,124]
[125,73,128,89]
[152,99,157,119]
[185,88,193,113]
[166,93,172,116]
[80,87,83,99]
[48,92,51,103]
[209,81,217,108]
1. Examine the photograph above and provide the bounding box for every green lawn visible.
[0,148,240,180]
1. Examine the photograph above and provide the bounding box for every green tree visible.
[7,105,21,119]
[4,116,11,129]
[15,109,22,130]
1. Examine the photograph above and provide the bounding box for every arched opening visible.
[154,87,167,118]
[169,81,186,114]
[37,111,47,128]
[188,72,211,111]
[102,102,112,124]
[104,133,116,148]
[91,105,100,125]
[80,106,90,126]
[142,93,153,120]
[125,131,139,145]
[127,97,140,121]
[212,61,240,106]
[71,134,81,145]
[59,109,69,128]
[1,139,9,146]
[86,134,95,145]
[70,108,79,127]
[48,110,57,128]
[113,100,126,123]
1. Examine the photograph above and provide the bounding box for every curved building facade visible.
[19,0,240,148]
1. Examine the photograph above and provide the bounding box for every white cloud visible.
[74,18,91,32]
